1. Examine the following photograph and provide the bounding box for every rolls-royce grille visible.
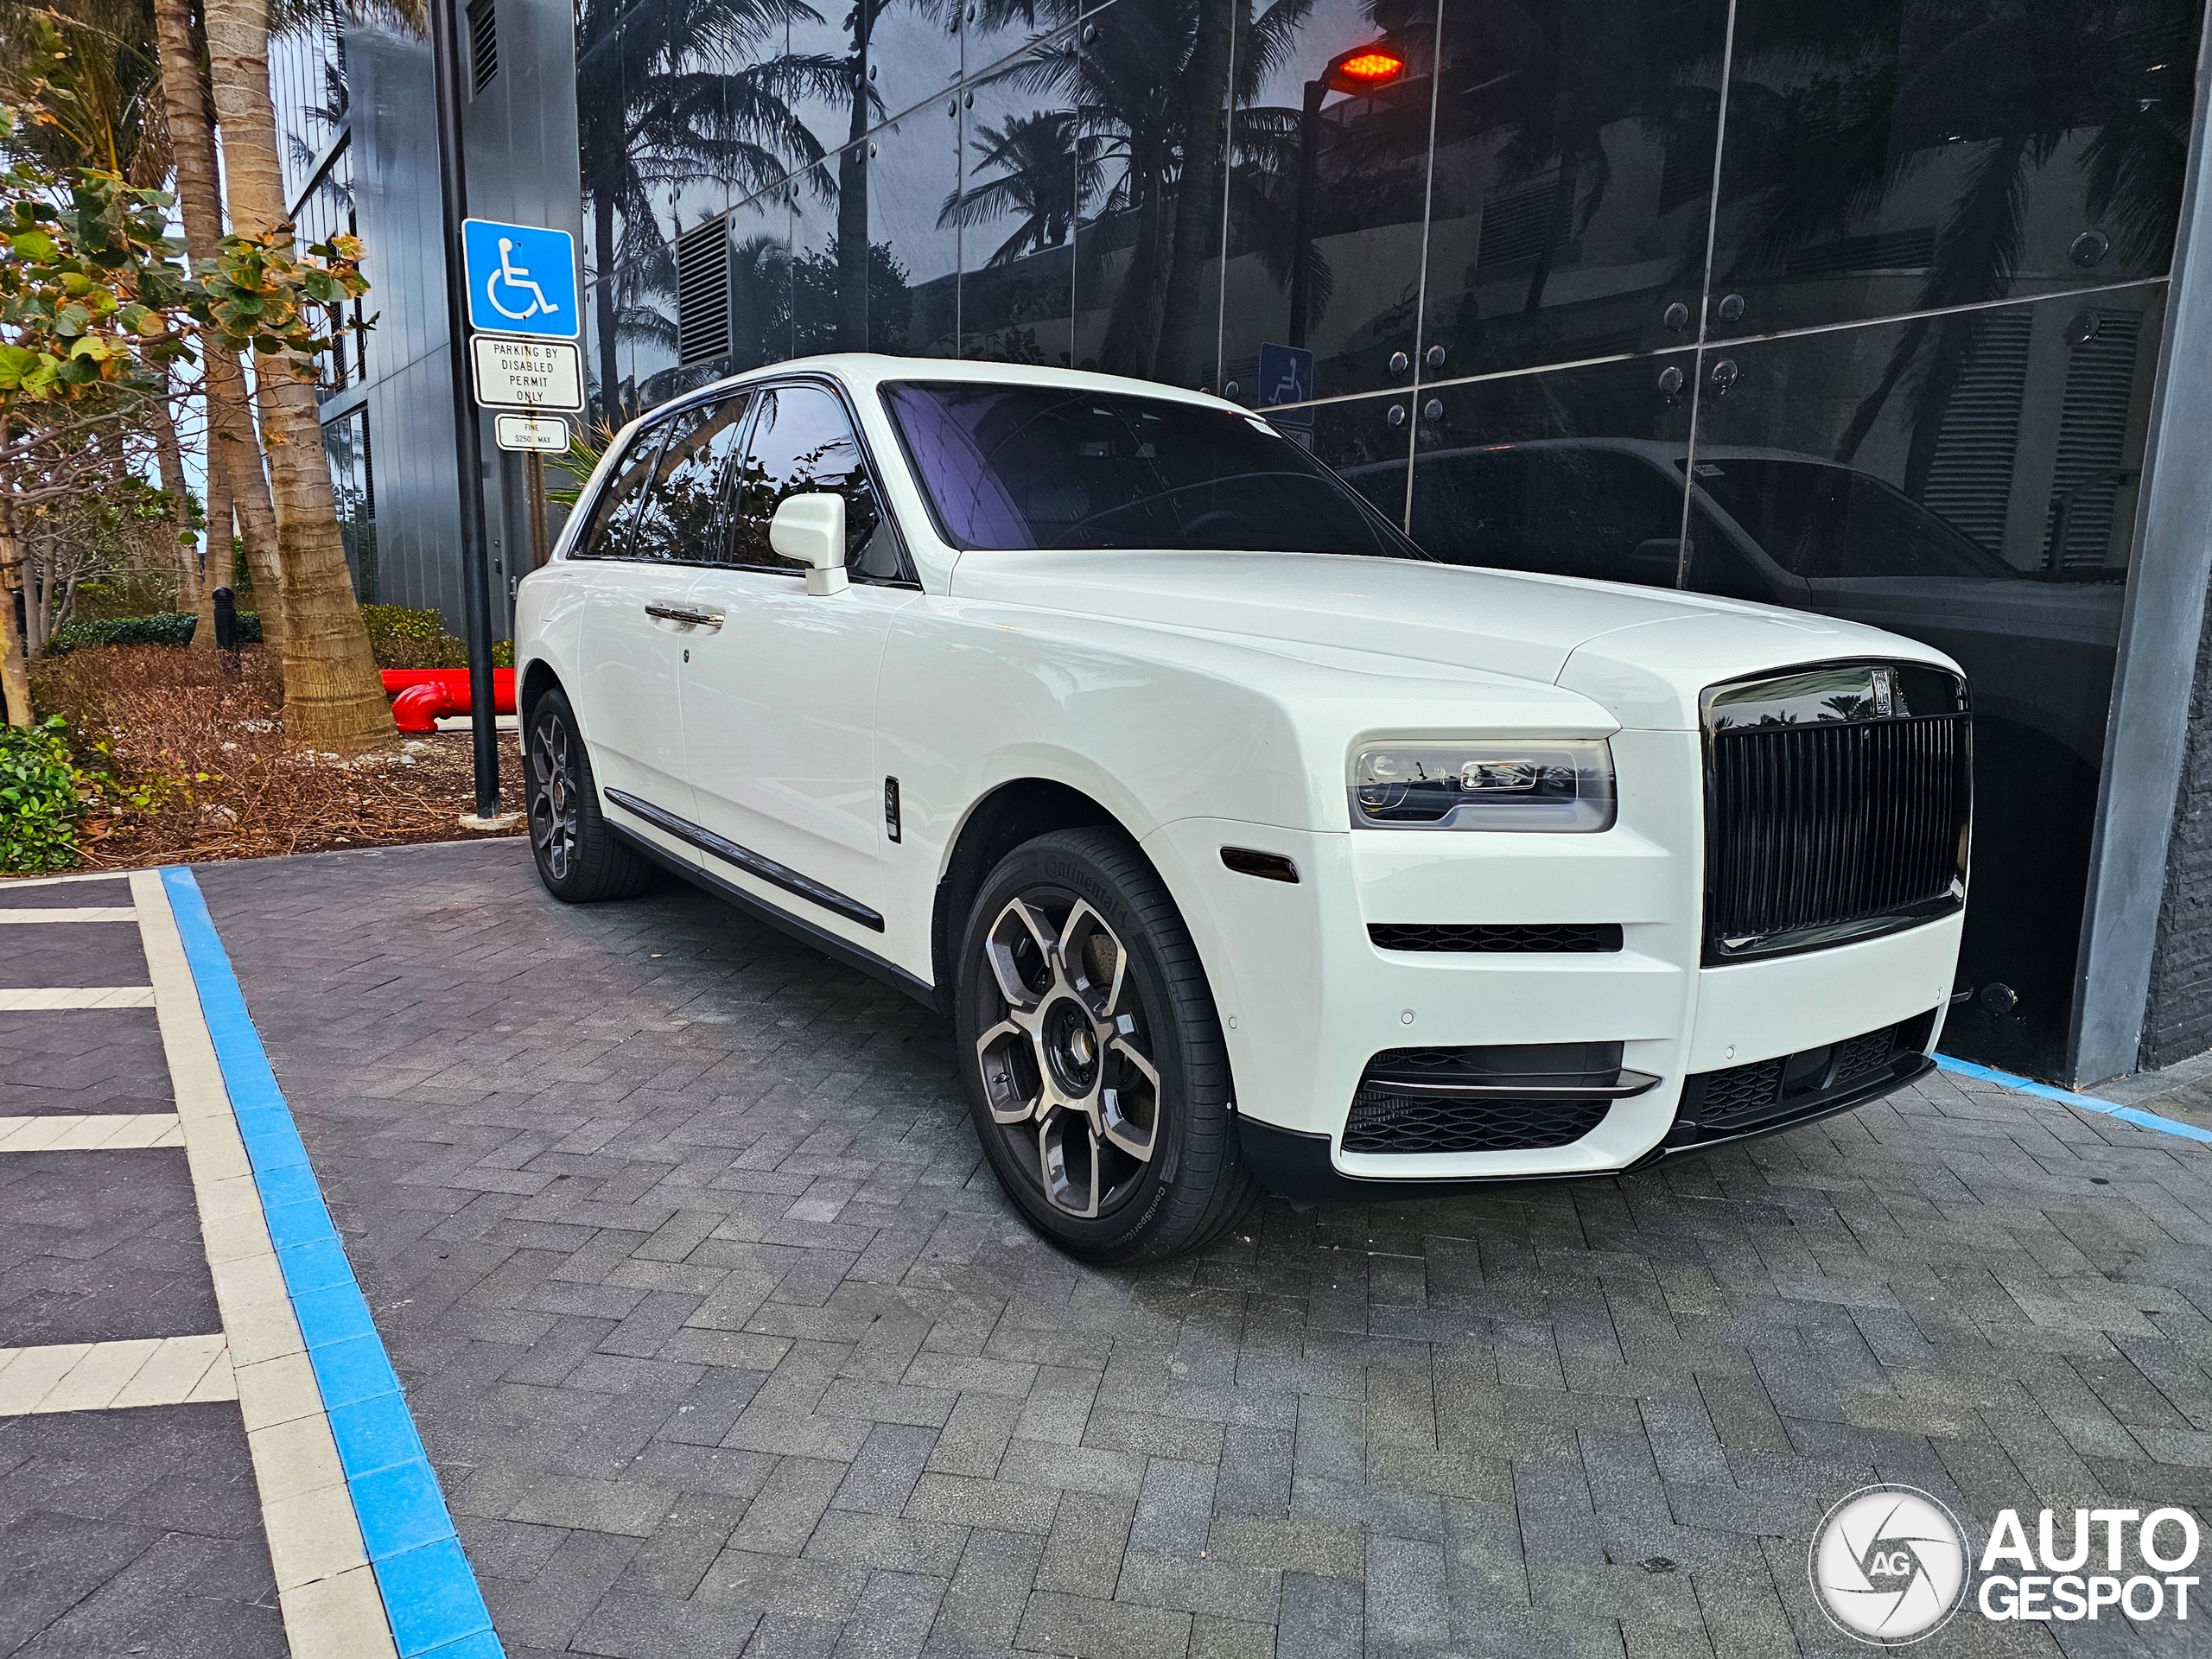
[1367,923,1624,954]
[1704,663,1969,962]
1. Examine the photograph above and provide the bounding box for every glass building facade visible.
[303,0,2212,1084]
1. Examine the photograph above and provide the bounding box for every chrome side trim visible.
[1370,1068,1661,1101]
[601,787,885,931]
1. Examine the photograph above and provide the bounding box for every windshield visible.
[881,381,1423,557]
[1685,458,2018,580]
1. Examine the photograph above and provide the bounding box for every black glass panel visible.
[1308,393,1415,531]
[790,156,854,355]
[868,112,963,355]
[1219,0,1437,406]
[724,185,796,372]
[1418,0,1725,381]
[625,241,684,411]
[1684,287,2165,1071]
[1069,4,1230,387]
[1405,353,1694,582]
[958,35,1077,365]
[868,0,963,130]
[1711,0,2202,339]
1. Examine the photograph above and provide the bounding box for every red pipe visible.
[381,668,516,734]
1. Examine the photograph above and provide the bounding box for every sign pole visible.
[429,0,504,823]
[526,451,549,571]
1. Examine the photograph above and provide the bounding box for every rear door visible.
[680,379,917,939]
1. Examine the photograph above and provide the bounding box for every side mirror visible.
[770,493,848,594]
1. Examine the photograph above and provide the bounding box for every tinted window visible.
[728,384,893,576]
[1408,447,1683,586]
[629,394,753,563]
[571,423,668,560]
[882,382,1421,557]
[1688,460,2017,580]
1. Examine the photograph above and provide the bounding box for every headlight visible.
[1349,740,1616,832]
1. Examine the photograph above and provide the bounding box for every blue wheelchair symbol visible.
[462,219,579,339]
[1257,342,1315,427]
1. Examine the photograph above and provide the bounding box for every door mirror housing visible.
[771,493,849,594]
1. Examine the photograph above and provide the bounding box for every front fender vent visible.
[1342,1042,1647,1155]
[1368,923,1623,953]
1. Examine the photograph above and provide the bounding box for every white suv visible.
[515,355,1970,1262]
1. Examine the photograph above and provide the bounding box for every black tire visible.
[524,687,658,903]
[955,827,1258,1263]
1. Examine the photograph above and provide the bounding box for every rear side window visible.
[727,384,890,575]
[628,393,753,563]
[569,422,668,560]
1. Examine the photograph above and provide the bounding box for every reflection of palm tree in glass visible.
[939,111,1098,263]
[950,0,1313,379]
[1721,1,2190,486]
[576,0,846,418]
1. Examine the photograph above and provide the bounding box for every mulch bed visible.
[12,644,529,873]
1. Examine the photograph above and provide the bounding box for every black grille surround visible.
[1668,1010,1940,1147]
[1367,923,1624,954]
[1701,662,1970,964]
[1341,1042,1654,1155]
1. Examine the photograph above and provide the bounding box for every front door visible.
[681,381,915,939]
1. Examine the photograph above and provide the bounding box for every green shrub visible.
[0,715,94,872]
[360,602,467,668]
[42,611,264,657]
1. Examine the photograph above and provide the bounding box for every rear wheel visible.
[525,688,657,903]
[955,828,1256,1262]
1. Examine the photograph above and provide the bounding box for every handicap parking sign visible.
[462,219,579,339]
[1257,342,1314,427]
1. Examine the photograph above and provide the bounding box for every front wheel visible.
[955,828,1257,1263]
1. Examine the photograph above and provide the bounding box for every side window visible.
[727,384,892,575]
[628,393,753,563]
[569,423,669,560]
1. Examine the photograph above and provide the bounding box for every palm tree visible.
[576,0,846,418]
[204,0,392,749]
[147,0,286,653]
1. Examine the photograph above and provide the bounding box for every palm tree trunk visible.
[197,427,231,651]
[1522,144,1580,316]
[149,381,204,620]
[203,0,391,750]
[0,493,30,727]
[594,185,622,421]
[149,0,287,657]
[836,3,874,353]
[1154,0,1234,385]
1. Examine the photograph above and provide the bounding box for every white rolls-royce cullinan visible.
[515,355,1969,1262]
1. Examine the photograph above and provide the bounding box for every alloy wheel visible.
[971,887,1161,1218]
[528,709,580,882]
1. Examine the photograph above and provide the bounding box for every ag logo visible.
[1810,1485,1969,1644]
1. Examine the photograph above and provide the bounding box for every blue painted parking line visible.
[161,867,505,1659]
[1936,1052,2212,1146]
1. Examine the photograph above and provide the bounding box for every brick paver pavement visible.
[195,838,2212,1659]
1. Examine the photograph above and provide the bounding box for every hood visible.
[950,548,1959,729]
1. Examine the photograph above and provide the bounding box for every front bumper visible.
[1143,736,1963,1190]
[1238,1046,1937,1203]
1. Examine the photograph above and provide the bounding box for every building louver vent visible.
[1476,179,1557,268]
[1921,308,2031,555]
[467,0,497,92]
[2044,309,2142,571]
[675,219,732,367]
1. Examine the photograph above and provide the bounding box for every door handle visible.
[644,603,724,630]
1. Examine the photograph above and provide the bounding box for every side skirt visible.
[607,823,944,1015]
[603,786,886,932]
